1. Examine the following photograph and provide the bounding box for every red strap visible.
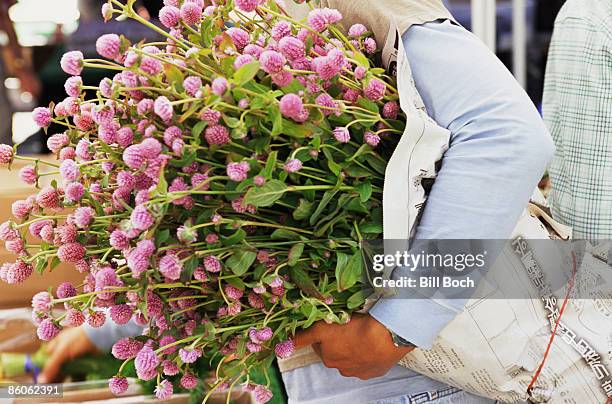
[527,252,577,395]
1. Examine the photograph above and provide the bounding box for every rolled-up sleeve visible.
[370,20,555,349]
[85,317,144,352]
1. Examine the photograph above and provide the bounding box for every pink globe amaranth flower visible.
[57,242,86,263]
[140,137,162,159]
[279,93,304,120]
[158,335,177,355]
[204,125,230,145]
[343,88,361,104]
[6,261,32,284]
[112,338,144,360]
[59,159,79,182]
[56,223,77,244]
[46,133,69,154]
[56,282,76,299]
[86,310,106,328]
[180,373,198,389]
[234,54,255,70]
[278,36,305,61]
[333,127,351,143]
[247,341,263,353]
[19,165,37,185]
[32,291,52,313]
[135,346,161,377]
[307,7,343,32]
[99,122,119,144]
[0,144,13,165]
[65,182,85,202]
[92,103,115,124]
[74,113,95,132]
[59,146,76,161]
[154,96,173,122]
[183,76,202,97]
[123,145,146,169]
[110,304,132,325]
[127,249,151,278]
[161,360,179,376]
[313,48,345,80]
[284,158,303,173]
[275,339,295,358]
[99,77,114,98]
[383,101,400,119]
[364,77,386,101]
[224,284,244,300]
[159,5,180,28]
[253,385,273,404]
[0,221,17,241]
[348,23,368,37]
[227,27,250,51]
[137,98,154,115]
[115,127,134,148]
[74,206,94,228]
[159,254,182,280]
[180,2,202,25]
[32,107,52,127]
[110,230,129,250]
[211,77,228,96]
[60,51,84,75]
[272,21,291,41]
[200,108,221,124]
[155,379,173,400]
[39,225,54,244]
[117,171,136,189]
[131,205,155,231]
[96,34,121,59]
[64,309,85,327]
[235,0,260,12]
[178,347,200,364]
[364,131,381,147]
[364,37,377,54]
[271,70,294,88]
[109,376,129,395]
[140,56,163,75]
[5,239,25,256]
[227,161,250,182]
[243,44,264,59]
[37,319,60,341]
[36,186,61,209]
[203,256,221,273]
[231,196,257,214]
[11,200,31,220]
[315,93,339,116]
[26,220,49,239]
[76,138,93,161]
[354,66,367,80]
[260,50,285,74]
[247,292,265,309]
[163,126,182,146]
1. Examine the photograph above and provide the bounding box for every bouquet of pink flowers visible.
[0,0,404,401]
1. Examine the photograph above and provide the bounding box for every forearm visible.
[85,318,144,352]
[372,20,555,348]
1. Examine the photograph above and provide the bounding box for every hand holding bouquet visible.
[0,0,404,401]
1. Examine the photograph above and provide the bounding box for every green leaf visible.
[226,250,257,276]
[303,179,315,202]
[181,256,199,282]
[221,228,246,246]
[244,180,288,207]
[366,154,387,175]
[233,61,260,85]
[346,198,369,214]
[310,189,339,225]
[226,277,245,290]
[289,265,324,299]
[357,97,380,114]
[357,182,372,203]
[347,289,368,310]
[293,199,314,221]
[336,251,364,291]
[164,65,185,92]
[344,164,372,178]
[359,222,383,234]
[155,229,171,246]
[269,107,283,136]
[270,229,301,240]
[35,258,47,274]
[191,121,207,143]
[262,151,277,179]
[288,243,304,267]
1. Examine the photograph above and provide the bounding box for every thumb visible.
[39,344,66,384]
[293,323,323,350]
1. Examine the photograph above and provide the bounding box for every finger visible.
[39,345,67,384]
[293,323,323,350]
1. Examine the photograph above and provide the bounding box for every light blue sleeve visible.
[85,317,144,352]
[369,20,555,349]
